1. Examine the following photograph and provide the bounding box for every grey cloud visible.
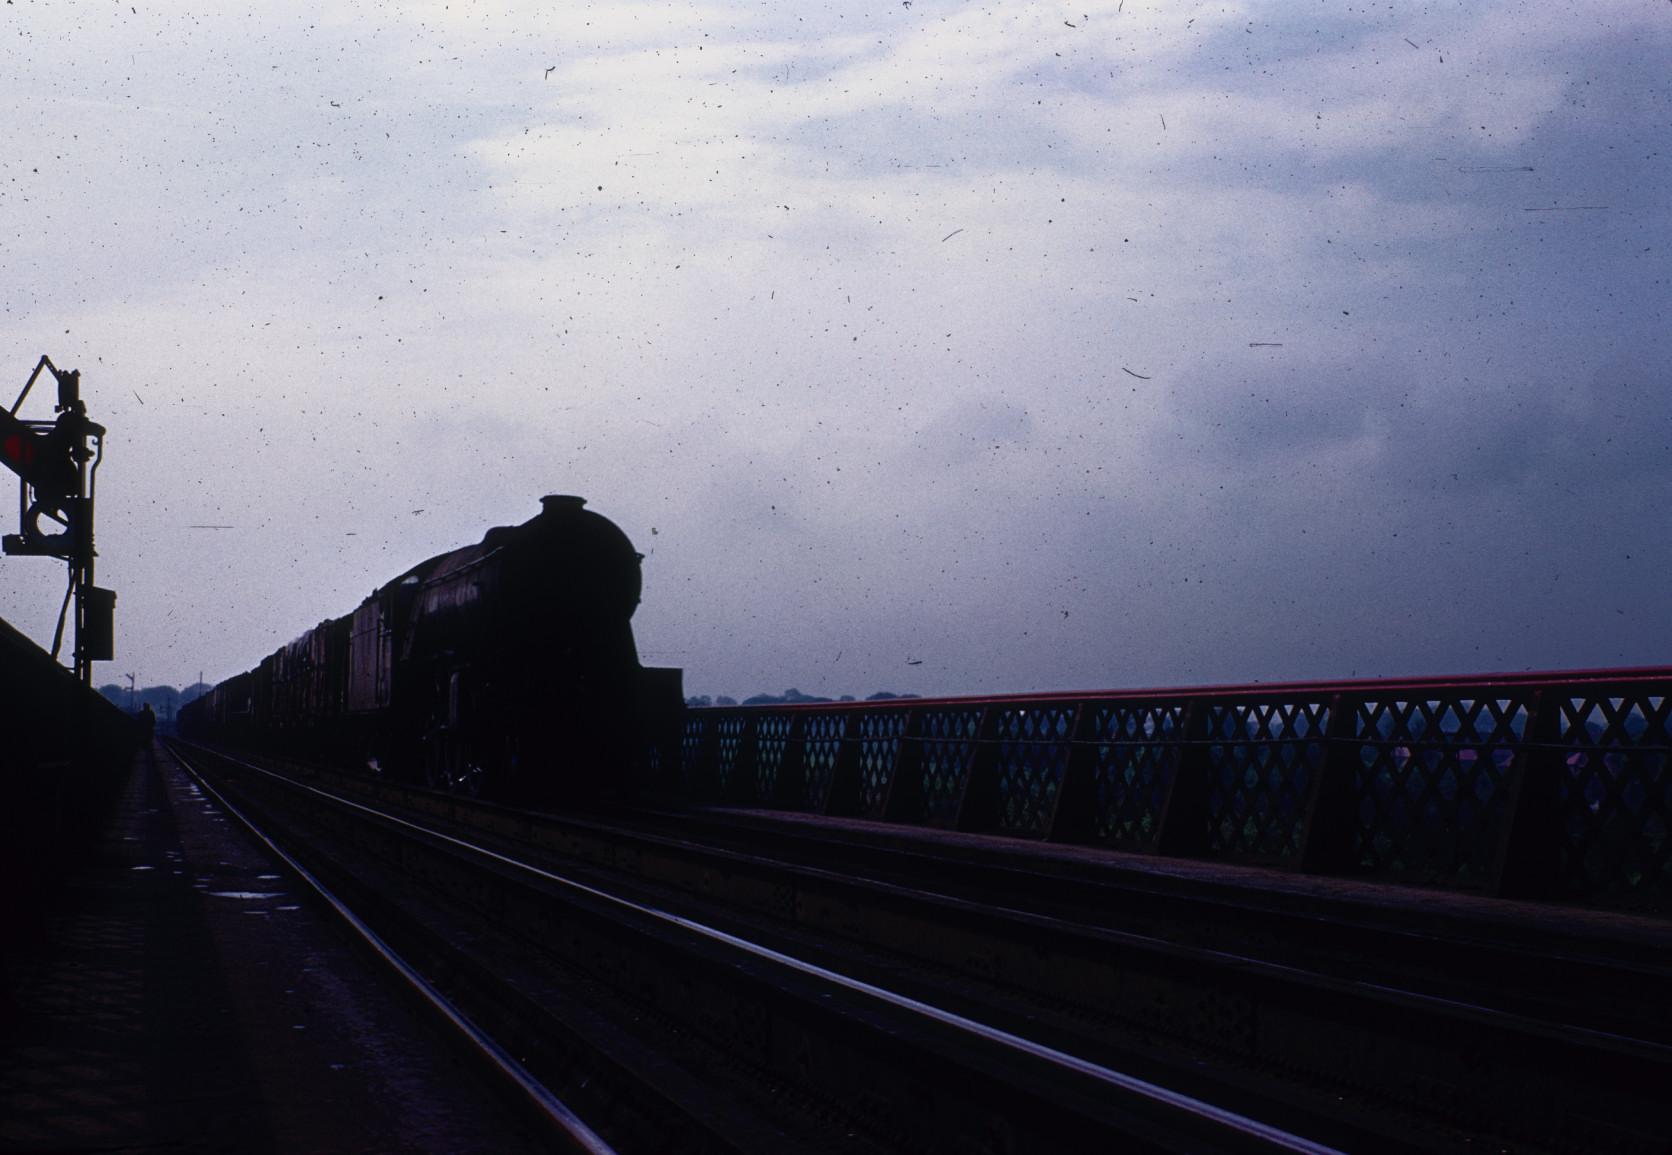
[5,0,1669,700]
[910,395,1034,467]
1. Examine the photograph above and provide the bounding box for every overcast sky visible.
[2,0,1668,699]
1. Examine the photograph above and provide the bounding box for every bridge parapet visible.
[675,668,1672,911]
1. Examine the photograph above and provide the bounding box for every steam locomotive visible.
[179,496,682,802]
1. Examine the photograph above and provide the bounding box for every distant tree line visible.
[98,681,919,723]
[96,682,211,730]
[685,688,919,708]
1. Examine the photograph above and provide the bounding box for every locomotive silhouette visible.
[180,496,682,802]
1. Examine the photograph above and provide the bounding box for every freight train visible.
[179,496,682,803]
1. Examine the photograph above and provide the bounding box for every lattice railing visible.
[1090,701,1185,851]
[1348,694,1529,884]
[1203,698,1329,863]
[856,711,910,818]
[751,712,793,801]
[992,702,1075,837]
[672,669,1672,910]
[1547,688,1672,904]
[801,712,847,814]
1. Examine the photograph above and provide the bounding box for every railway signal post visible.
[0,355,113,685]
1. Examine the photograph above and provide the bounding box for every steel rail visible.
[168,744,617,1155]
[200,747,1345,1155]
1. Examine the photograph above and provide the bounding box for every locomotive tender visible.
[180,496,682,801]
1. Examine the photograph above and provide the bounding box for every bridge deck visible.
[696,804,1672,957]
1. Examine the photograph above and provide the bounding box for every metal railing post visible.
[880,710,925,823]
[822,716,864,817]
[727,714,762,804]
[687,715,722,802]
[1493,687,1563,899]
[1299,693,1363,873]
[1046,702,1098,844]
[953,706,1000,833]
[770,714,808,809]
[1156,699,1213,857]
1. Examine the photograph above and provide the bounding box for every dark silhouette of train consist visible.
[179,496,682,803]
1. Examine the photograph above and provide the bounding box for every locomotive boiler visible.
[181,496,682,802]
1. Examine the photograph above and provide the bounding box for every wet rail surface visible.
[168,739,1672,1154]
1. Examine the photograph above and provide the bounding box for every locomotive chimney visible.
[541,494,587,516]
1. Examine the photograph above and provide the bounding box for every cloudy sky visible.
[2,0,1668,699]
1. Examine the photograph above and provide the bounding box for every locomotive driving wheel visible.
[421,733,488,798]
[447,754,487,798]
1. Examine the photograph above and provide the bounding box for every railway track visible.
[166,740,1672,1153]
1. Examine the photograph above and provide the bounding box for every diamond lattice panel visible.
[993,704,1076,836]
[753,713,793,803]
[1204,699,1329,862]
[1350,695,1528,884]
[857,711,911,818]
[681,716,708,788]
[1092,703,1186,850]
[918,708,983,826]
[1553,691,1672,905]
[802,713,848,812]
[715,715,748,793]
